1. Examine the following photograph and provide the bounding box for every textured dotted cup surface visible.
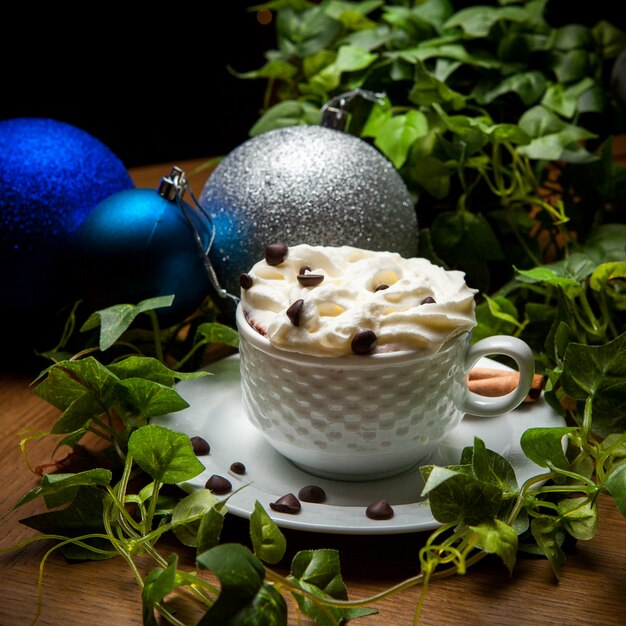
[237,305,476,480]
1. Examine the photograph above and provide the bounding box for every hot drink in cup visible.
[236,244,533,480]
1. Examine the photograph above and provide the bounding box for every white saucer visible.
[152,355,564,535]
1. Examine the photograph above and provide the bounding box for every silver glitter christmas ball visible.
[199,125,419,297]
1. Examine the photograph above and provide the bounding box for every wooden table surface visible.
[1,161,625,626]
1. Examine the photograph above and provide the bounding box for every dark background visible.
[1,4,274,168]
[2,2,624,170]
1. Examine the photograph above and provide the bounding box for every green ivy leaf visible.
[128,425,205,484]
[518,105,596,162]
[291,549,347,599]
[108,355,210,386]
[277,6,342,57]
[250,501,287,564]
[234,59,298,81]
[444,5,528,38]
[375,111,428,169]
[309,44,377,92]
[80,296,175,351]
[474,71,547,107]
[430,211,505,268]
[20,486,113,560]
[171,489,220,547]
[483,295,524,330]
[373,110,428,168]
[409,149,452,199]
[552,49,590,84]
[14,469,112,509]
[50,391,104,435]
[469,519,518,575]
[116,378,189,422]
[549,253,598,282]
[561,333,626,436]
[290,549,376,625]
[249,100,322,135]
[541,77,594,119]
[557,497,598,540]
[520,427,575,470]
[580,224,626,265]
[197,505,227,554]
[143,553,179,625]
[603,459,626,519]
[196,544,266,625]
[214,584,288,626]
[195,322,240,348]
[34,357,119,411]
[589,262,626,293]
[461,437,518,494]
[420,465,503,524]
[474,296,519,341]
[552,24,595,50]
[530,516,567,579]
[408,60,466,108]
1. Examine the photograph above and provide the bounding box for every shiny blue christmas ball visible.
[75,188,212,325]
[0,118,133,358]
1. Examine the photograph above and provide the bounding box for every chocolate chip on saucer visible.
[205,474,232,495]
[230,461,246,475]
[190,436,210,456]
[298,485,327,503]
[420,296,436,304]
[366,499,394,520]
[269,493,301,514]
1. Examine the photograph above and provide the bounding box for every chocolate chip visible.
[298,485,326,503]
[351,329,378,355]
[421,296,436,304]
[269,493,301,514]
[205,474,232,495]
[287,299,304,326]
[375,284,389,292]
[265,242,288,266]
[366,500,394,520]
[190,436,210,456]
[240,273,253,290]
[299,265,312,275]
[230,461,246,475]
[297,273,324,287]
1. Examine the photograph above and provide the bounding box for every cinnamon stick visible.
[468,368,545,403]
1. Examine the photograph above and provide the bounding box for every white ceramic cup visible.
[236,304,534,481]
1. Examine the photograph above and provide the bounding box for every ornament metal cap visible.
[158,166,186,200]
[321,106,348,131]
[320,88,386,131]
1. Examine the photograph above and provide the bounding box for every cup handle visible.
[461,335,535,417]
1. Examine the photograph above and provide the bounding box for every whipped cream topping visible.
[240,244,477,357]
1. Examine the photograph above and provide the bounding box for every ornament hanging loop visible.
[159,166,239,305]
[321,88,386,131]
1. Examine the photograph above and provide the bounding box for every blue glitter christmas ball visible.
[75,188,212,325]
[0,118,133,355]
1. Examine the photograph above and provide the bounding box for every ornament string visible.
[158,167,240,305]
